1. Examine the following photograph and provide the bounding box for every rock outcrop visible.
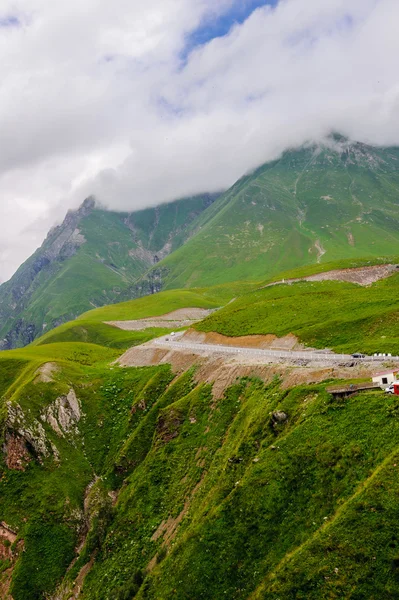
[3,389,81,470]
[41,389,82,437]
[0,198,94,349]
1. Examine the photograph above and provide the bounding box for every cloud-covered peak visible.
[0,0,398,280]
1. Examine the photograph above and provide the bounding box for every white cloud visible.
[0,0,398,280]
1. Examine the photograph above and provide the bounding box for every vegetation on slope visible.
[154,141,399,289]
[29,284,249,350]
[2,259,399,599]
[196,272,399,354]
[32,321,170,351]
[0,344,176,599]
[265,254,399,283]
[77,288,225,322]
[3,346,399,599]
[0,194,215,349]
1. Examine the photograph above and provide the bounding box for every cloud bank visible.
[0,0,399,279]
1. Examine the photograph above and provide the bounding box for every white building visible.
[372,370,399,387]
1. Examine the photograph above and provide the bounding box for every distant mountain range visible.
[2,136,399,348]
[0,194,216,348]
[154,137,399,288]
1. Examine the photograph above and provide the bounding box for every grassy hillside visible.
[30,258,399,355]
[3,138,399,352]
[30,284,247,349]
[3,346,399,599]
[153,141,399,289]
[1,266,399,598]
[78,289,223,322]
[0,194,215,349]
[29,277,265,352]
[32,321,170,351]
[196,271,399,354]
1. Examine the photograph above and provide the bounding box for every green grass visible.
[0,195,215,348]
[0,357,30,396]
[3,237,399,598]
[76,377,399,600]
[2,342,118,367]
[78,288,226,322]
[152,144,399,290]
[0,343,176,599]
[10,521,76,600]
[32,321,171,350]
[29,281,254,352]
[196,272,399,354]
[3,325,399,599]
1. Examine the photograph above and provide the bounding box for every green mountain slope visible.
[3,136,399,351]
[154,139,399,289]
[196,268,399,354]
[1,335,399,598]
[0,194,215,349]
[31,287,233,351]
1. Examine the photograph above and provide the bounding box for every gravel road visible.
[152,333,399,363]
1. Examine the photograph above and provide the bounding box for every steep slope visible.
[0,194,215,349]
[195,268,399,354]
[153,138,399,289]
[2,331,399,599]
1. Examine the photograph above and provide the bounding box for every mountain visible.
[0,194,216,349]
[2,275,399,599]
[3,136,399,350]
[151,138,399,289]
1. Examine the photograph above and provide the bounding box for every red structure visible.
[394,384,399,396]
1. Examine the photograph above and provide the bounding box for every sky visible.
[0,0,399,281]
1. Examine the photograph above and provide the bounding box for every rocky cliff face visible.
[0,194,216,349]
[3,387,82,470]
[0,198,95,349]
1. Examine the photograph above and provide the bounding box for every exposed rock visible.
[272,411,288,423]
[271,411,288,431]
[3,390,80,470]
[131,398,146,414]
[156,410,184,444]
[0,522,23,599]
[0,199,94,349]
[6,402,49,459]
[41,389,81,436]
[34,362,59,384]
[4,433,31,470]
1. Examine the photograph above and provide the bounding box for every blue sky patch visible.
[181,0,278,61]
[0,15,20,28]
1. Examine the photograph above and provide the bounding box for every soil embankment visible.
[265,263,398,288]
[105,308,215,331]
[118,342,383,399]
[180,329,305,351]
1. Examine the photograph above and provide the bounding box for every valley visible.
[2,2,399,598]
[1,259,399,598]
[1,140,399,599]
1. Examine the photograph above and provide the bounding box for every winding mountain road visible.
[151,333,398,364]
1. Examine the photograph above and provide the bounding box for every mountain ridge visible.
[151,138,399,288]
[0,194,216,348]
[2,136,399,349]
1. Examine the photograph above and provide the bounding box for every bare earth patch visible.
[0,523,22,600]
[34,362,59,383]
[105,308,215,331]
[117,343,382,399]
[266,263,398,288]
[180,329,304,351]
